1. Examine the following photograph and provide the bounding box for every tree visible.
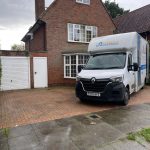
[104,0,130,18]
[11,43,25,51]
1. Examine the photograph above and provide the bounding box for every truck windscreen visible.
[84,53,126,70]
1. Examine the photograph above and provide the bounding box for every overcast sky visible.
[0,0,149,50]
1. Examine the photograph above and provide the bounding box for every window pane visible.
[93,27,97,38]
[86,30,92,42]
[84,55,89,64]
[68,24,73,41]
[76,0,90,5]
[69,33,73,41]
[65,56,70,64]
[69,24,73,30]
[78,55,89,65]
[77,0,82,2]
[78,55,84,64]
[83,0,90,4]
[71,55,76,64]
[71,65,76,77]
[74,28,80,41]
[86,26,92,31]
[80,25,85,42]
[65,66,70,77]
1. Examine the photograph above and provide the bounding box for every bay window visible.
[64,54,89,78]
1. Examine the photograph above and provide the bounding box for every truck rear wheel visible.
[121,88,130,106]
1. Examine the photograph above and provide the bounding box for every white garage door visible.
[0,56,30,91]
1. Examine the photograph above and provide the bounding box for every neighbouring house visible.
[22,0,116,87]
[114,4,150,41]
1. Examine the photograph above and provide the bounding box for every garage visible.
[0,56,30,91]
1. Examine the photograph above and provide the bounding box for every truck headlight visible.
[111,76,123,82]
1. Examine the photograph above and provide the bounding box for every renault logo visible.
[91,77,96,84]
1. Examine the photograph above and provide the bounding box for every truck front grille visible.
[81,79,110,92]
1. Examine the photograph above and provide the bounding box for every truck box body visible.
[76,32,149,105]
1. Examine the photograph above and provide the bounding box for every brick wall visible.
[41,0,116,85]
[26,24,46,51]
[0,50,27,56]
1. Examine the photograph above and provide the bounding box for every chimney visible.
[35,0,45,20]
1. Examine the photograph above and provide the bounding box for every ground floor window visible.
[64,54,89,78]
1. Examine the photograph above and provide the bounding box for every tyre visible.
[121,88,130,106]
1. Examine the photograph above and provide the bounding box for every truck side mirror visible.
[78,65,84,73]
[133,63,139,71]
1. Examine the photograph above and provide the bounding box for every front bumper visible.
[76,81,126,102]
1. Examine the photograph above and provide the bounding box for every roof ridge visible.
[129,4,150,14]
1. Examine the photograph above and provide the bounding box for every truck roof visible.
[88,32,145,53]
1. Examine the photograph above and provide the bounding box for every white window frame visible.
[63,54,89,79]
[76,0,90,5]
[67,23,98,43]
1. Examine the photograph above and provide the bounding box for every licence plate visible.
[87,92,101,97]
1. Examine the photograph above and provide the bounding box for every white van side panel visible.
[134,35,148,92]
[140,38,147,86]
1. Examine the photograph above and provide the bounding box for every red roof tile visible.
[114,4,150,33]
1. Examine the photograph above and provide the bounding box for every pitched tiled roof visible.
[114,4,150,33]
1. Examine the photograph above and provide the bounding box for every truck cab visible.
[76,32,149,105]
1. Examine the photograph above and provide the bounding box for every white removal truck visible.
[76,32,149,105]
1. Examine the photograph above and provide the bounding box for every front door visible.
[33,57,48,88]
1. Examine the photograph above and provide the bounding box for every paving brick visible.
[0,86,150,128]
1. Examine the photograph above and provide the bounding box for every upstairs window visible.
[76,0,90,5]
[68,23,97,43]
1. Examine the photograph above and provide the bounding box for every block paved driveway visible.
[0,86,150,128]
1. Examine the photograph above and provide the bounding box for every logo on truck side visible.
[96,41,119,47]
[91,77,96,84]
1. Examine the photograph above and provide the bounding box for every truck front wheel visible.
[122,88,130,106]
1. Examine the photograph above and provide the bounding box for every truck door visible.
[128,54,135,93]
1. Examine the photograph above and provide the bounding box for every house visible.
[22,0,116,87]
[114,4,150,41]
